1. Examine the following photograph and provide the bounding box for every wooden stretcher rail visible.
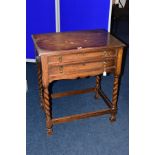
[98,89,112,108]
[51,87,95,99]
[51,109,112,125]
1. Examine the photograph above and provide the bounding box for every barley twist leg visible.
[95,75,101,99]
[37,61,44,109]
[43,86,53,135]
[110,76,119,122]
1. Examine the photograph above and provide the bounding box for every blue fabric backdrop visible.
[26,0,110,59]
[26,0,56,59]
[60,0,110,32]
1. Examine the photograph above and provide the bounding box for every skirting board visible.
[26,58,36,63]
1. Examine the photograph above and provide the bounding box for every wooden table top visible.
[32,29,125,56]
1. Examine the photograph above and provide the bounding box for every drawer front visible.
[48,58,116,76]
[48,49,117,65]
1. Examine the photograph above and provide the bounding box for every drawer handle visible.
[58,56,62,62]
[77,46,82,50]
[103,51,107,56]
[59,66,63,73]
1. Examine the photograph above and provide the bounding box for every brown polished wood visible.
[98,89,112,108]
[32,29,125,136]
[36,57,44,109]
[51,87,95,99]
[95,75,101,99]
[51,109,112,125]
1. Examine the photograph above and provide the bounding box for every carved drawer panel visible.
[47,49,117,65]
[48,58,116,77]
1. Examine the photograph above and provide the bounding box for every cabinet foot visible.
[109,114,116,122]
[47,128,53,136]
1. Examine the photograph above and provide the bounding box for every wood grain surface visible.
[32,29,125,56]
[32,29,125,135]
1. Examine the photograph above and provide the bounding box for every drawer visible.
[47,49,117,65]
[48,58,116,76]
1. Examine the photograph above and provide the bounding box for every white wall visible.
[115,0,127,7]
[120,0,127,7]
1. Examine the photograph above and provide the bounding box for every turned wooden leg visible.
[37,61,44,110]
[43,86,53,135]
[110,76,119,122]
[95,75,101,99]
